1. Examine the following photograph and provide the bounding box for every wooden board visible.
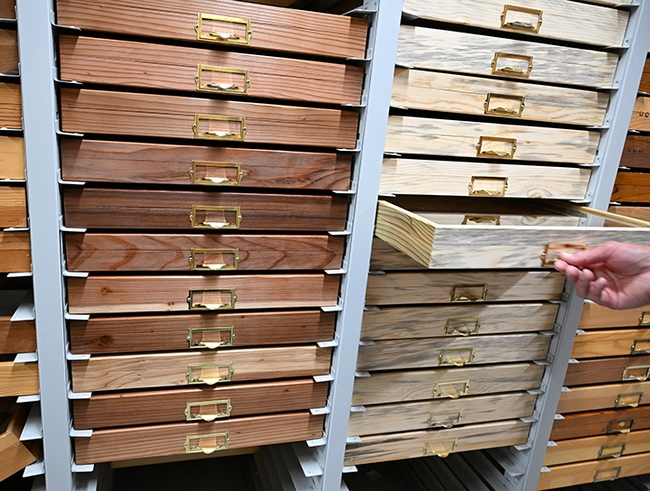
[0,232,31,273]
[620,135,650,170]
[402,0,627,47]
[0,186,26,228]
[0,404,38,482]
[579,302,650,330]
[0,0,14,19]
[65,233,344,272]
[365,270,565,305]
[67,274,340,314]
[0,29,18,75]
[0,361,38,396]
[73,378,327,429]
[640,58,650,94]
[397,26,618,89]
[551,406,650,441]
[361,303,558,340]
[348,392,537,437]
[59,139,351,191]
[564,356,650,386]
[71,345,331,392]
[0,318,35,354]
[608,205,650,223]
[74,411,323,464]
[63,188,347,231]
[60,89,359,149]
[0,136,24,180]
[352,362,545,406]
[344,420,530,466]
[59,35,363,105]
[69,309,335,354]
[557,381,650,414]
[612,171,650,203]
[0,82,21,128]
[385,116,599,164]
[630,96,650,132]
[379,158,591,200]
[370,237,427,271]
[56,0,367,59]
[356,333,551,371]
[572,329,650,358]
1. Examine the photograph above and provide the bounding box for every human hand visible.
[554,241,650,310]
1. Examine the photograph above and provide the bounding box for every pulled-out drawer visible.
[551,406,650,441]
[565,356,650,386]
[0,232,30,273]
[0,136,24,180]
[630,96,650,132]
[0,403,38,481]
[0,186,26,228]
[0,83,20,129]
[0,29,17,75]
[621,135,650,170]
[558,381,650,414]
[0,359,38,397]
[579,302,650,330]
[611,171,650,203]
[572,329,650,359]
[0,289,34,354]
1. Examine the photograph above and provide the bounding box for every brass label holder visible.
[427,409,464,429]
[196,65,251,94]
[468,176,509,196]
[476,136,517,159]
[187,327,236,349]
[193,114,247,141]
[195,13,252,45]
[186,363,235,385]
[607,418,634,434]
[484,93,526,117]
[190,161,244,186]
[184,432,231,454]
[598,443,626,459]
[622,365,650,382]
[631,339,650,354]
[593,467,621,483]
[444,318,481,336]
[185,399,233,421]
[433,380,470,399]
[423,439,458,458]
[614,392,643,408]
[187,289,237,311]
[450,284,489,303]
[190,205,242,229]
[439,348,476,367]
[541,243,588,267]
[639,311,650,326]
[491,52,534,78]
[500,5,543,33]
[189,248,240,271]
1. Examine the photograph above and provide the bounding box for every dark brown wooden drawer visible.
[73,378,327,429]
[558,381,650,414]
[640,58,650,94]
[62,188,347,232]
[0,83,20,129]
[0,29,17,75]
[551,407,650,441]
[65,233,344,272]
[74,411,324,465]
[0,185,26,228]
[60,140,352,191]
[67,274,340,314]
[572,329,650,359]
[621,135,650,170]
[0,290,35,354]
[69,309,335,354]
[630,96,650,132]
[565,356,650,386]
[59,36,363,105]
[0,136,24,180]
[0,0,14,19]
[56,0,367,59]
[0,232,31,274]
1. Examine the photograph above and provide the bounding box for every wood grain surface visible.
[550,406,650,441]
[0,83,21,128]
[0,232,31,273]
[0,29,17,75]
[612,171,650,203]
[572,329,650,358]
[0,361,38,396]
[564,355,650,386]
[640,58,650,94]
[630,96,650,132]
[0,186,25,228]
[0,318,35,354]
[0,136,24,180]
[608,205,650,223]
[370,237,428,271]
[579,302,650,329]
[621,135,650,170]
[0,0,14,19]
[557,380,650,414]
[0,404,38,482]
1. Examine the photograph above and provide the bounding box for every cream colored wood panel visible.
[579,302,650,329]
[398,26,618,88]
[557,381,650,414]
[572,329,650,358]
[410,213,579,227]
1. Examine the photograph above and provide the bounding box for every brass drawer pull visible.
[196,65,251,94]
[423,439,458,458]
[186,363,234,385]
[500,5,543,33]
[195,13,252,46]
[639,311,650,326]
[189,249,240,271]
[439,348,476,367]
[593,467,621,483]
[622,365,650,382]
[450,284,488,303]
[607,418,634,434]
[190,162,244,187]
[190,205,242,229]
[492,52,534,78]
[187,289,237,311]
[187,327,236,349]
[476,136,517,159]
[484,93,526,118]
[193,114,247,141]
[185,399,232,421]
[184,432,230,454]
[427,410,463,429]
[631,339,650,354]
[433,380,470,399]
[541,243,588,267]
[598,443,626,459]
[614,392,643,408]
[444,318,481,336]
[468,176,508,197]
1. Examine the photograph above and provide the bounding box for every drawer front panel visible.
[352,363,545,406]
[621,135,650,171]
[0,232,31,273]
[0,186,26,228]
[67,274,340,314]
[73,378,327,429]
[60,88,359,149]
[558,381,650,414]
[641,58,650,94]
[572,329,650,358]
[63,188,347,232]
[60,139,352,191]
[71,345,331,392]
[0,0,15,19]
[74,412,324,465]
[69,310,336,354]
[551,406,650,441]
[0,361,39,397]
[579,303,650,330]
[0,29,17,75]
[0,319,35,354]
[608,206,650,223]
[630,96,650,132]
[612,172,650,203]
[0,136,24,180]
[565,356,650,386]
[398,26,617,88]
[0,83,21,129]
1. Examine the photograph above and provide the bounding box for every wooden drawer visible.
[558,381,650,414]
[380,158,591,200]
[0,82,20,129]
[73,378,327,429]
[402,0,627,47]
[59,36,363,106]
[63,188,347,231]
[0,290,35,354]
[60,140,352,191]
[579,302,650,330]
[545,429,650,466]
[0,136,24,180]
[0,186,26,228]
[348,392,537,437]
[621,135,650,170]
[362,303,558,340]
[65,233,344,273]
[352,362,545,406]
[60,89,359,149]
[0,29,18,75]
[366,270,565,305]
[356,333,551,371]
[0,232,31,274]
[551,407,650,441]
[344,419,530,466]
[67,274,340,314]
[385,116,598,164]
[640,58,650,94]
[71,345,331,392]
[608,205,650,223]
[612,172,650,203]
[572,329,650,359]
[565,356,650,386]
[537,451,650,490]
[56,0,367,59]
[398,26,618,89]
[0,0,14,19]
[74,411,324,465]
[0,403,38,482]
[0,360,38,396]
[69,310,335,354]
[630,96,650,132]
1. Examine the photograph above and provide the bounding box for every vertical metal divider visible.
[16,0,76,489]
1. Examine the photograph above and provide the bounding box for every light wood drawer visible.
[362,303,558,340]
[551,406,650,441]
[0,289,35,354]
[56,0,367,59]
[385,115,599,164]
[0,403,38,482]
[74,411,323,465]
[60,139,351,191]
[0,136,24,180]
[579,302,650,330]
[0,231,30,273]
[71,345,331,392]
[344,419,530,466]
[67,274,340,315]
[352,362,545,406]
[558,381,650,414]
[69,309,335,355]
[73,378,327,429]
[0,0,14,19]
[402,0,628,47]
[630,96,650,132]
[621,135,650,171]
[0,82,20,129]
[398,26,618,88]
[565,356,650,386]
[572,329,650,359]
[612,171,650,203]
[380,158,591,200]
[59,36,363,106]
[0,186,26,228]
[348,392,537,437]
[0,360,38,397]
[0,29,17,75]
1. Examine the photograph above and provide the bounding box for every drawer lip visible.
[550,406,650,441]
[558,380,650,414]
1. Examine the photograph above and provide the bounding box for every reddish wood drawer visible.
[0,29,17,75]
[551,407,650,441]
[0,83,20,129]
[565,356,650,386]
[579,302,650,330]
[0,185,26,228]
[558,381,650,414]
[640,58,650,94]
[572,329,650,359]
[0,290,35,354]
[612,172,650,203]
[0,232,30,274]
[0,0,14,19]
[620,135,650,170]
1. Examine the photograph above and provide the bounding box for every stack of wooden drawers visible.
[344,0,650,470]
[54,0,367,464]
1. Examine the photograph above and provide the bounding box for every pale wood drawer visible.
[0,136,24,180]
[558,381,650,414]
[0,231,30,274]
[565,356,650,386]
[572,329,650,358]
[0,82,20,129]
[0,29,18,75]
[579,302,650,330]
[0,360,38,397]
[0,186,26,228]
[551,406,650,441]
